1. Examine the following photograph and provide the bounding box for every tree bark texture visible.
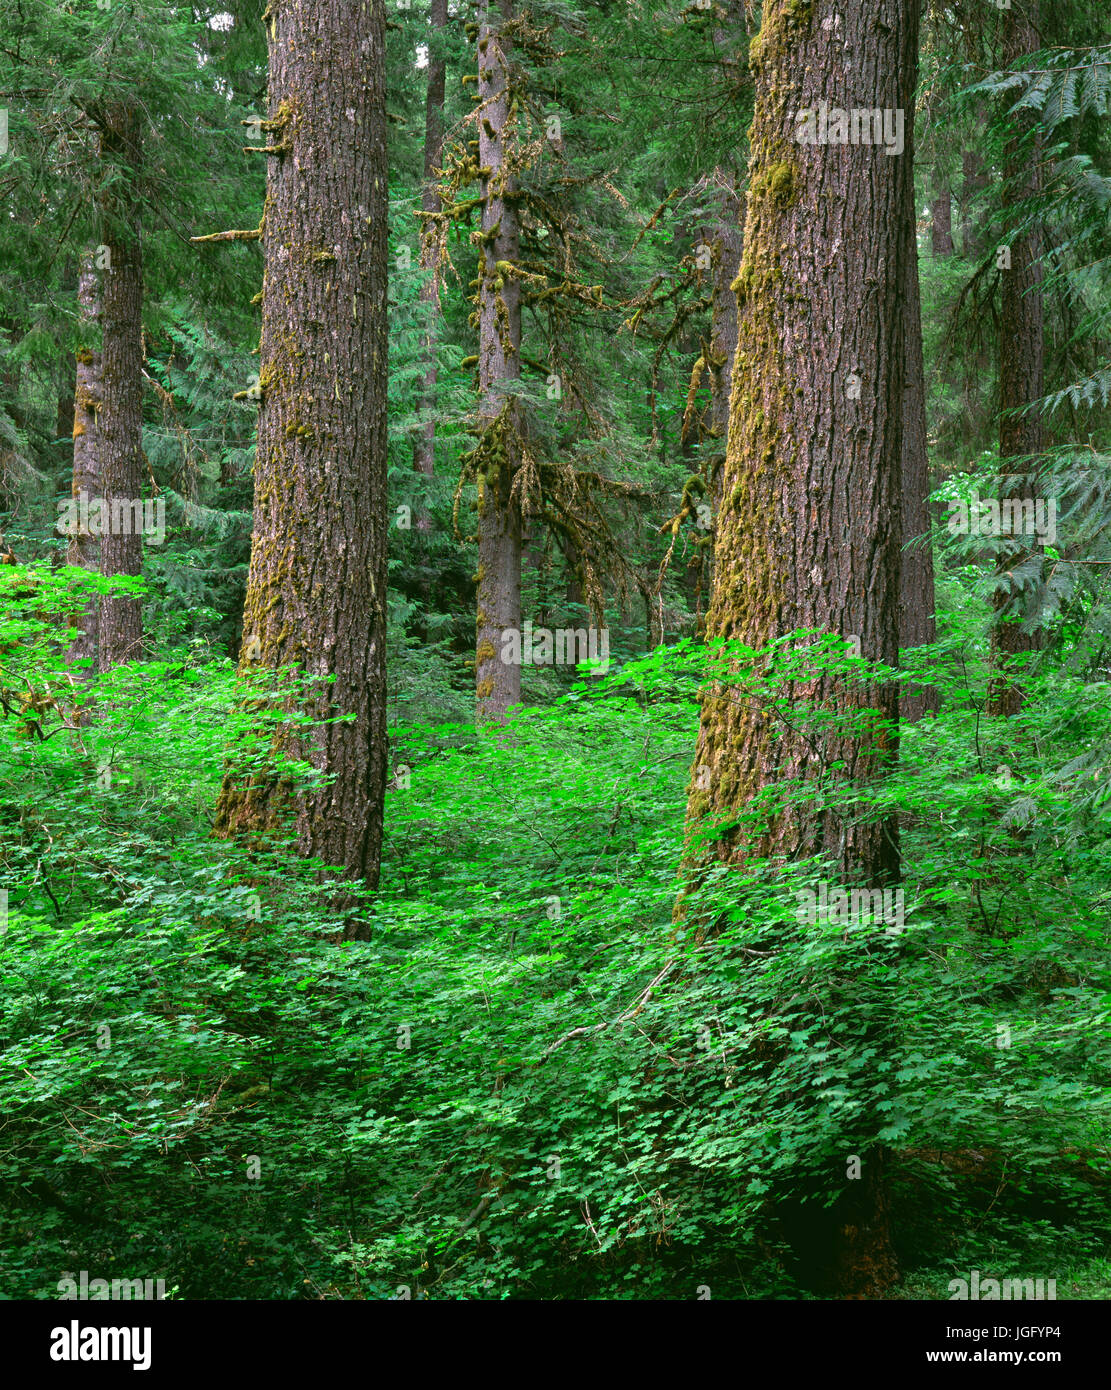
[97,105,144,671]
[67,258,102,676]
[213,0,390,909]
[474,0,523,723]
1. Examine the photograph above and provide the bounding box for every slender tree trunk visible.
[474,0,523,723]
[709,183,742,514]
[957,138,991,450]
[413,0,448,514]
[987,1,1045,717]
[930,175,953,256]
[67,258,102,676]
[680,0,917,1297]
[0,319,24,439]
[959,146,988,261]
[212,0,390,912]
[97,105,145,671]
[562,536,584,610]
[900,169,939,721]
[57,382,75,451]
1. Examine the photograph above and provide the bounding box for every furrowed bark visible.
[97,105,144,671]
[413,0,448,513]
[474,0,523,724]
[67,258,102,677]
[212,0,390,917]
[679,0,919,1297]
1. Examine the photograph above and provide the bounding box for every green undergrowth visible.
[1,570,1108,1299]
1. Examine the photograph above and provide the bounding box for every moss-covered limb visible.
[190,227,262,244]
[653,468,714,615]
[680,353,707,445]
[619,269,708,334]
[240,100,293,155]
[627,186,681,253]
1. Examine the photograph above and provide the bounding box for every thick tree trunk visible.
[213,0,390,912]
[900,171,939,721]
[413,0,448,511]
[67,259,102,676]
[474,0,523,723]
[97,106,145,671]
[681,0,917,1297]
[987,1,1045,717]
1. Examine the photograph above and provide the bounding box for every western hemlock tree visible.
[474,0,524,724]
[67,257,101,676]
[96,103,145,670]
[414,0,449,505]
[213,0,390,916]
[679,0,918,1297]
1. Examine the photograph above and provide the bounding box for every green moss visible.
[749,161,798,210]
[747,0,814,75]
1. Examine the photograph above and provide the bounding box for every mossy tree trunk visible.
[413,0,448,512]
[97,105,144,671]
[474,0,523,723]
[681,0,918,1297]
[67,257,102,676]
[987,0,1045,718]
[212,0,390,915]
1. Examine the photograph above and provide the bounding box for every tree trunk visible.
[212,0,390,913]
[709,183,743,514]
[900,166,939,721]
[67,258,102,676]
[987,1,1045,718]
[930,176,953,256]
[681,0,917,1297]
[97,105,145,671]
[474,0,523,723]
[958,147,990,454]
[413,0,448,514]
[57,383,75,452]
[959,146,988,261]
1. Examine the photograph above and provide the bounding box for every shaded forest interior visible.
[1,0,1110,1301]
